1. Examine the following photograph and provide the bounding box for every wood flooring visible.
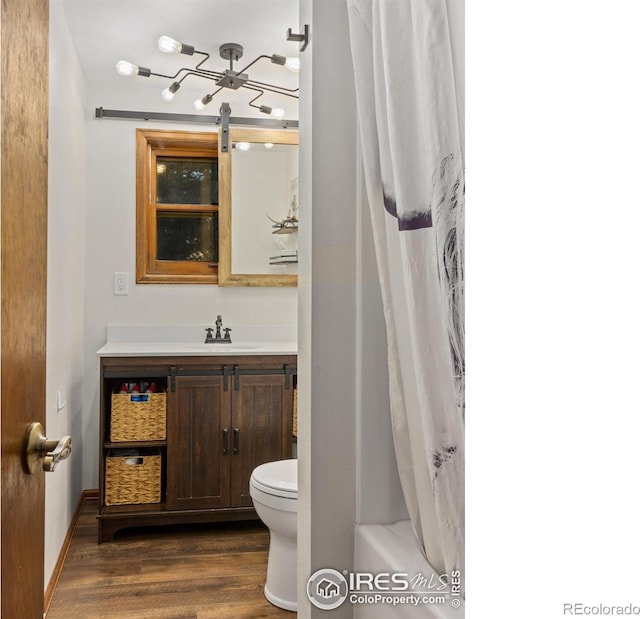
[46,497,294,618]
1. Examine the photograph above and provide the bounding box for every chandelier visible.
[116,35,299,119]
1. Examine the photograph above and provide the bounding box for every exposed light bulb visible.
[158,35,182,54]
[158,35,195,56]
[116,60,138,76]
[235,142,251,151]
[161,82,181,102]
[193,93,213,111]
[116,60,150,77]
[285,57,300,73]
[258,105,286,120]
[264,143,274,149]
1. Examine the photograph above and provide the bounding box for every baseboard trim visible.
[44,489,99,616]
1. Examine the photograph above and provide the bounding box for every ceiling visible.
[59,0,300,118]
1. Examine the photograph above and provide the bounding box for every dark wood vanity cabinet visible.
[231,373,293,507]
[167,372,292,510]
[97,355,295,543]
[167,375,231,511]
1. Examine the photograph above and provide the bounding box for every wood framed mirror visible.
[218,127,299,286]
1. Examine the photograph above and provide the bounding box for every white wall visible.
[295,1,416,605]
[45,0,87,587]
[297,0,360,617]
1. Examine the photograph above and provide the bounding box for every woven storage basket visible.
[110,391,166,442]
[105,452,161,506]
[293,388,298,438]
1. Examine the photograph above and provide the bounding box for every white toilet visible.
[249,458,298,612]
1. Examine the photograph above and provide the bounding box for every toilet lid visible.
[251,459,297,494]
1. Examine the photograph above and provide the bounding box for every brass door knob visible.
[23,422,72,474]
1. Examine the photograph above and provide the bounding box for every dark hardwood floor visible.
[46,498,294,618]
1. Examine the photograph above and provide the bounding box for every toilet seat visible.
[250,459,297,512]
[251,478,297,500]
[251,459,297,497]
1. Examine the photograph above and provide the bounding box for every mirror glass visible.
[218,128,298,286]
[231,143,298,274]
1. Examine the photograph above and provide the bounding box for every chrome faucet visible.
[205,315,232,343]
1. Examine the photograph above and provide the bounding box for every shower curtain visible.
[347,0,465,588]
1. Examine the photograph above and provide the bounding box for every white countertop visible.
[96,341,297,357]
[97,324,297,357]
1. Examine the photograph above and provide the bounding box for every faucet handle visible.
[205,327,214,343]
[223,328,232,342]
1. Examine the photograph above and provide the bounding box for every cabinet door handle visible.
[223,366,231,391]
[222,428,229,455]
[233,428,240,455]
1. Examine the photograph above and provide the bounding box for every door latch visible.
[23,422,72,474]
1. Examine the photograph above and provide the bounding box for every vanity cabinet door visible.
[167,375,231,510]
[231,374,293,507]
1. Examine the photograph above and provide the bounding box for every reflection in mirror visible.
[218,128,298,286]
[231,143,298,274]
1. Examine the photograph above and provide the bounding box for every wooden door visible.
[1,0,49,617]
[167,375,232,510]
[231,374,293,507]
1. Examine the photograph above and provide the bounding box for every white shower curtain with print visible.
[347,0,465,587]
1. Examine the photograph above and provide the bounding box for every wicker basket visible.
[105,452,162,506]
[293,388,298,438]
[110,391,166,442]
